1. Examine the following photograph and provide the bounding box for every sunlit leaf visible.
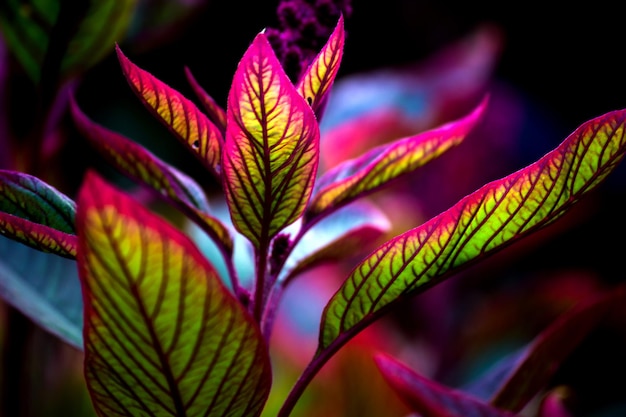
[308,96,488,219]
[77,171,271,416]
[375,353,516,417]
[318,108,626,352]
[70,97,233,255]
[489,287,624,412]
[117,45,224,177]
[296,14,344,119]
[222,32,319,249]
[0,236,82,349]
[185,66,227,133]
[0,212,77,258]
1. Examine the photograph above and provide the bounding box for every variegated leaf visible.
[222,33,319,249]
[117,45,224,177]
[77,171,271,416]
[318,108,626,353]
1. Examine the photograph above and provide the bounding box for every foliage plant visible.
[1,4,626,417]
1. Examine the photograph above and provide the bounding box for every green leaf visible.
[0,170,77,257]
[0,0,137,83]
[77,171,271,416]
[0,236,83,349]
[318,108,626,353]
[308,96,488,219]
[222,32,319,249]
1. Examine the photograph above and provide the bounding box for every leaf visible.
[185,66,227,133]
[0,236,83,349]
[280,201,391,284]
[318,108,626,352]
[308,96,488,219]
[70,97,234,255]
[222,33,319,249]
[77,171,271,416]
[374,353,516,417]
[488,287,624,412]
[296,14,344,119]
[0,169,77,257]
[117,45,224,177]
[0,0,137,83]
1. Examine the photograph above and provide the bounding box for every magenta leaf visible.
[222,32,319,249]
[117,45,224,177]
[296,15,345,119]
[375,353,516,417]
[77,171,271,416]
[70,97,234,256]
[308,96,488,219]
[318,108,626,354]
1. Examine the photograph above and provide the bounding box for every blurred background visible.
[2,0,626,416]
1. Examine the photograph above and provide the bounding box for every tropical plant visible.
[1,4,626,417]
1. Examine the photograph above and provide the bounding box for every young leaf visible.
[185,66,227,133]
[117,45,224,177]
[222,33,319,249]
[77,171,271,416]
[488,286,624,412]
[0,236,83,349]
[70,98,234,256]
[307,96,488,219]
[374,353,516,417]
[0,170,77,257]
[296,14,344,119]
[318,108,626,353]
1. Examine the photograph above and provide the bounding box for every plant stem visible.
[253,243,270,322]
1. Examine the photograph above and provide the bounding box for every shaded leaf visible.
[185,66,227,133]
[70,97,233,255]
[375,353,516,417]
[77,171,271,416]
[0,0,137,83]
[280,201,390,284]
[489,287,624,412]
[319,108,626,352]
[308,96,488,218]
[296,14,344,119]
[222,33,319,249]
[117,45,224,177]
[0,236,82,349]
[0,169,77,256]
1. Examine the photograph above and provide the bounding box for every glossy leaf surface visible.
[222,33,319,249]
[308,96,487,218]
[70,98,233,255]
[0,236,82,349]
[319,108,626,352]
[117,45,224,177]
[375,353,515,417]
[296,15,344,118]
[77,171,271,416]
[0,170,77,257]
